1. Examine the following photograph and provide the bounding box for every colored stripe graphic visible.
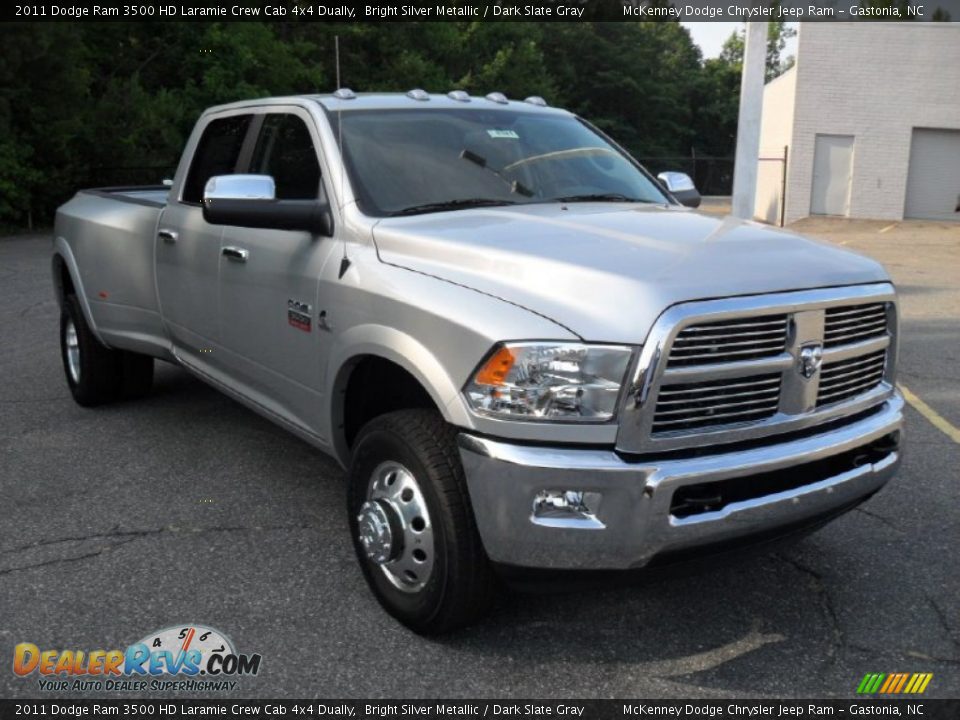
[879,675,896,694]
[904,674,919,694]
[856,673,885,694]
[893,674,909,693]
[857,672,932,694]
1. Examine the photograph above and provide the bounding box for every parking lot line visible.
[898,383,960,444]
[878,223,898,234]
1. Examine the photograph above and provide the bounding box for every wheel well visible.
[342,356,436,449]
[53,255,76,304]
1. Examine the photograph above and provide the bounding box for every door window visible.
[249,114,322,200]
[182,114,253,204]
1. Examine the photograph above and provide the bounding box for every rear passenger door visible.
[216,109,339,434]
[157,111,253,363]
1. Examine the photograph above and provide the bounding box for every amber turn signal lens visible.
[474,346,515,386]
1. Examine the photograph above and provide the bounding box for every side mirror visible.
[657,171,701,209]
[202,174,333,236]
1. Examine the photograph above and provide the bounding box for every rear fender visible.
[52,237,108,346]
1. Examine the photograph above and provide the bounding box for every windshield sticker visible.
[487,129,519,139]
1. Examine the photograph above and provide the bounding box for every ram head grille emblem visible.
[798,344,824,379]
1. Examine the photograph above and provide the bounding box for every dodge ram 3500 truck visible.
[53,91,903,634]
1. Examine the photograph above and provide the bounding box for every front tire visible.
[347,410,496,634]
[60,294,154,406]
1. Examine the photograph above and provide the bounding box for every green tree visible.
[540,23,701,157]
[690,57,741,158]
[0,20,744,228]
[719,21,797,81]
[0,24,91,228]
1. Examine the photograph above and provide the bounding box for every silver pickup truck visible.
[53,91,903,634]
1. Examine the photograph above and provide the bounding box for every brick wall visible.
[760,23,960,224]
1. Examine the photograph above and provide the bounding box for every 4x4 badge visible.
[798,344,823,379]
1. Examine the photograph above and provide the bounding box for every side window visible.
[182,114,253,204]
[249,114,322,200]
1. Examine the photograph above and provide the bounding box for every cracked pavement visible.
[1,223,958,699]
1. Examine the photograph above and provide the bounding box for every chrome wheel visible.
[65,319,81,384]
[358,461,435,593]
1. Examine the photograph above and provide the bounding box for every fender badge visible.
[287,299,312,333]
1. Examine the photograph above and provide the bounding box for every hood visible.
[372,203,890,343]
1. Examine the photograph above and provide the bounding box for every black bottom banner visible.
[2,700,959,720]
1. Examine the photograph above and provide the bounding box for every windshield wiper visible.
[550,193,656,203]
[460,150,535,198]
[389,198,519,216]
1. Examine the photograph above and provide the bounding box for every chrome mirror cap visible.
[657,171,696,193]
[203,174,276,202]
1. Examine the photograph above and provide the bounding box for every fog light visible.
[531,490,604,529]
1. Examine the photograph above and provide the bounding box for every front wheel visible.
[347,410,496,634]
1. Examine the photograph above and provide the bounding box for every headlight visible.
[463,342,634,422]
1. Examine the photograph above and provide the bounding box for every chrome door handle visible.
[222,246,249,263]
[158,229,178,244]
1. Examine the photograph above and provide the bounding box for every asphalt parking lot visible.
[1,218,958,699]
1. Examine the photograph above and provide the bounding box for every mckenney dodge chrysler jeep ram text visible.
[53,91,903,633]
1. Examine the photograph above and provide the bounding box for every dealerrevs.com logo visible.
[13,624,261,692]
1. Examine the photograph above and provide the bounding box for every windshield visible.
[333,108,672,216]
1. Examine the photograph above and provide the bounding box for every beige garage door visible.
[905,128,960,221]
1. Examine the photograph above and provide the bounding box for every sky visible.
[682,22,799,59]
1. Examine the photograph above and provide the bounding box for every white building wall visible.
[779,23,960,224]
[755,67,796,224]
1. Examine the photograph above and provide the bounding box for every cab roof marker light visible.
[447,90,471,102]
[524,96,548,107]
[485,92,509,105]
[407,88,430,101]
[332,88,356,100]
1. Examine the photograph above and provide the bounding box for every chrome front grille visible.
[668,315,788,367]
[653,373,781,432]
[817,349,887,407]
[621,285,899,451]
[824,303,887,348]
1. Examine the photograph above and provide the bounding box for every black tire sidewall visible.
[60,295,120,405]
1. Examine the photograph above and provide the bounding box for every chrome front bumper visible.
[458,393,903,570]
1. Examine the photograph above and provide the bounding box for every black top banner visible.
[1,700,960,720]
[4,0,960,23]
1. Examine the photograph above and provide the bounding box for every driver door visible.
[215,110,339,435]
